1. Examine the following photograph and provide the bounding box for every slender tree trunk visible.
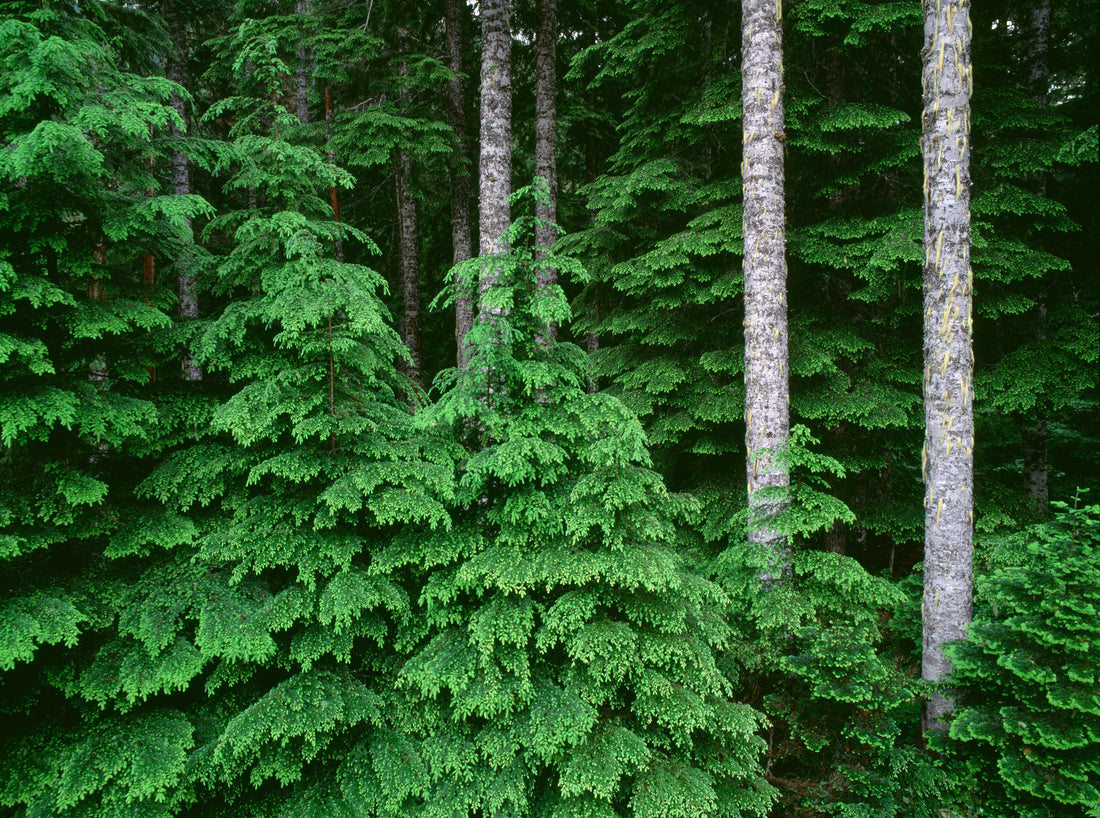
[741,0,789,573]
[1023,0,1051,514]
[446,0,475,366]
[478,0,512,321]
[584,99,600,393]
[586,304,599,393]
[144,150,157,383]
[1022,419,1049,508]
[324,86,344,262]
[163,0,201,381]
[534,0,558,345]
[89,237,108,386]
[395,150,423,389]
[295,1,311,126]
[394,29,423,390]
[921,0,974,733]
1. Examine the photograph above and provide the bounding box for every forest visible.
[0,0,1097,815]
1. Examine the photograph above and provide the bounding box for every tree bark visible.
[534,0,558,345]
[741,0,790,574]
[395,150,423,389]
[395,33,423,390]
[295,1,311,126]
[163,0,201,381]
[1022,419,1049,509]
[446,0,475,366]
[920,0,974,733]
[324,86,344,262]
[477,0,512,325]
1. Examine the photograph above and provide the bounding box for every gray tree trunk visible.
[534,0,558,345]
[920,0,974,733]
[163,0,201,381]
[741,0,789,572]
[478,0,512,323]
[1022,419,1049,509]
[446,0,475,366]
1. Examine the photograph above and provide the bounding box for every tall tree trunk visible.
[741,0,789,574]
[583,95,600,393]
[446,0,475,366]
[477,0,512,322]
[395,30,423,390]
[89,237,108,387]
[163,0,201,381]
[1022,0,1051,514]
[534,0,558,345]
[920,0,974,733]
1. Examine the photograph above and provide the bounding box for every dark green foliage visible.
[942,495,1100,816]
[0,0,199,692]
[715,538,945,816]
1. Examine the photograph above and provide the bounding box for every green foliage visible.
[941,495,1100,816]
[715,544,945,817]
[0,0,1096,816]
[372,199,776,817]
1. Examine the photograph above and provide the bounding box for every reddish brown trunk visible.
[396,151,423,389]
[396,31,423,391]
[323,86,345,263]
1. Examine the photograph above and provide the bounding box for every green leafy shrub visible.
[942,495,1100,817]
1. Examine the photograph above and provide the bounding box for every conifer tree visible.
[920,0,974,731]
[0,2,214,811]
[372,197,777,817]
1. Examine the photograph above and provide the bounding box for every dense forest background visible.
[1,0,1097,816]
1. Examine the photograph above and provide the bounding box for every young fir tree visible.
[0,1,214,813]
[370,189,777,817]
[564,2,946,812]
[3,8,451,815]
